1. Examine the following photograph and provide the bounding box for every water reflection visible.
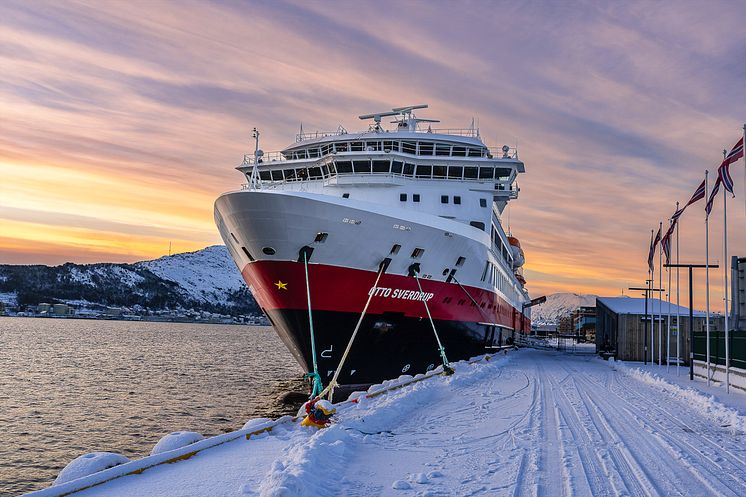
[0,317,304,495]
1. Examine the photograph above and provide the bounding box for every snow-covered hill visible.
[138,246,245,307]
[0,246,258,316]
[531,292,597,324]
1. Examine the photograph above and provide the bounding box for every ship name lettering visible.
[369,287,433,301]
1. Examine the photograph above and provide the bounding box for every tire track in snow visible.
[563,358,746,497]
[538,360,611,497]
[604,372,746,496]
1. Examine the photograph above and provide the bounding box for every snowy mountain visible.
[530,292,597,324]
[0,246,258,316]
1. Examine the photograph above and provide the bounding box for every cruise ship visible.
[214,105,531,389]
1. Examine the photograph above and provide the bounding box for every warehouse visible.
[595,297,722,363]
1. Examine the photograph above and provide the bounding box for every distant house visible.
[572,306,596,340]
[595,297,722,363]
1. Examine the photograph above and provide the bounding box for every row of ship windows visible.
[284,141,488,160]
[491,224,513,264]
[482,261,517,302]
[399,194,490,209]
[258,161,512,182]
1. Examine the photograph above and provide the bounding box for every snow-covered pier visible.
[28,349,746,497]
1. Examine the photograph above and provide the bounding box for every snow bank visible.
[54,452,129,485]
[613,361,746,432]
[150,432,204,456]
[257,425,350,497]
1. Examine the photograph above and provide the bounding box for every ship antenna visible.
[249,127,263,190]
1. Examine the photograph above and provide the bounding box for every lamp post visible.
[665,263,718,381]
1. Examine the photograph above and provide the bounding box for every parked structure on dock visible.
[595,296,723,363]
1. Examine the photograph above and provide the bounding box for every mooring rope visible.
[302,251,323,398]
[451,274,492,323]
[413,271,452,373]
[320,261,387,402]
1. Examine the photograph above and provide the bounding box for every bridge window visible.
[404,163,415,176]
[402,142,416,154]
[392,161,403,174]
[308,148,320,158]
[350,141,364,151]
[419,142,434,155]
[452,146,466,157]
[383,141,398,152]
[283,169,297,180]
[416,165,432,178]
[464,167,478,179]
[353,160,371,173]
[448,166,463,179]
[336,161,352,173]
[372,160,390,173]
[334,143,348,153]
[468,148,482,157]
[435,143,451,156]
[496,167,512,179]
[271,170,283,181]
[365,141,381,151]
[432,165,446,178]
[321,144,331,155]
[308,167,322,179]
[259,171,271,181]
[479,167,494,180]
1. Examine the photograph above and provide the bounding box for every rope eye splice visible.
[409,263,455,376]
[301,398,337,429]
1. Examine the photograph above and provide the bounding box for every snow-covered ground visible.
[48,349,746,497]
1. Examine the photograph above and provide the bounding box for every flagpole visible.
[723,149,730,394]
[705,169,711,386]
[676,201,681,376]
[658,221,663,367]
[667,218,672,372]
[651,248,655,365]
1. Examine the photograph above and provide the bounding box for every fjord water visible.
[0,317,303,495]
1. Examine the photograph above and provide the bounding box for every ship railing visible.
[423,127,479,137]
[242,174,520,195]
[242,146,518,165]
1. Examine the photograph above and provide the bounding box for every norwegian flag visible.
[648,226,661,273]
[705,177,721,217]
[661,222,676,264]
[718,137,742,196]
[671,179,706,222]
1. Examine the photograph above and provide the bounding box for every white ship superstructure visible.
[215,105,530,386]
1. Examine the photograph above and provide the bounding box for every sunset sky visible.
[2,0,745,306]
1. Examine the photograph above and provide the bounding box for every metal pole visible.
[705,170,711,386]
[667,219,672,372]
[723,150,730,393]
[676,202,681,376]
[689,266,694,381]
[658,221,663,366]
[642,270,650,366]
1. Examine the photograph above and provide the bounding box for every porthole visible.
[262,247,276,255]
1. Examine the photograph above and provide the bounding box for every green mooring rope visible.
[303,251,323,397]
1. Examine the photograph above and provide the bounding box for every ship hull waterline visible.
[242,260,528,387]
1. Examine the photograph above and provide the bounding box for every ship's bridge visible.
[238,112,524,192]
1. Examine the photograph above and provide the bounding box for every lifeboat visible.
[507,236,525,268]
